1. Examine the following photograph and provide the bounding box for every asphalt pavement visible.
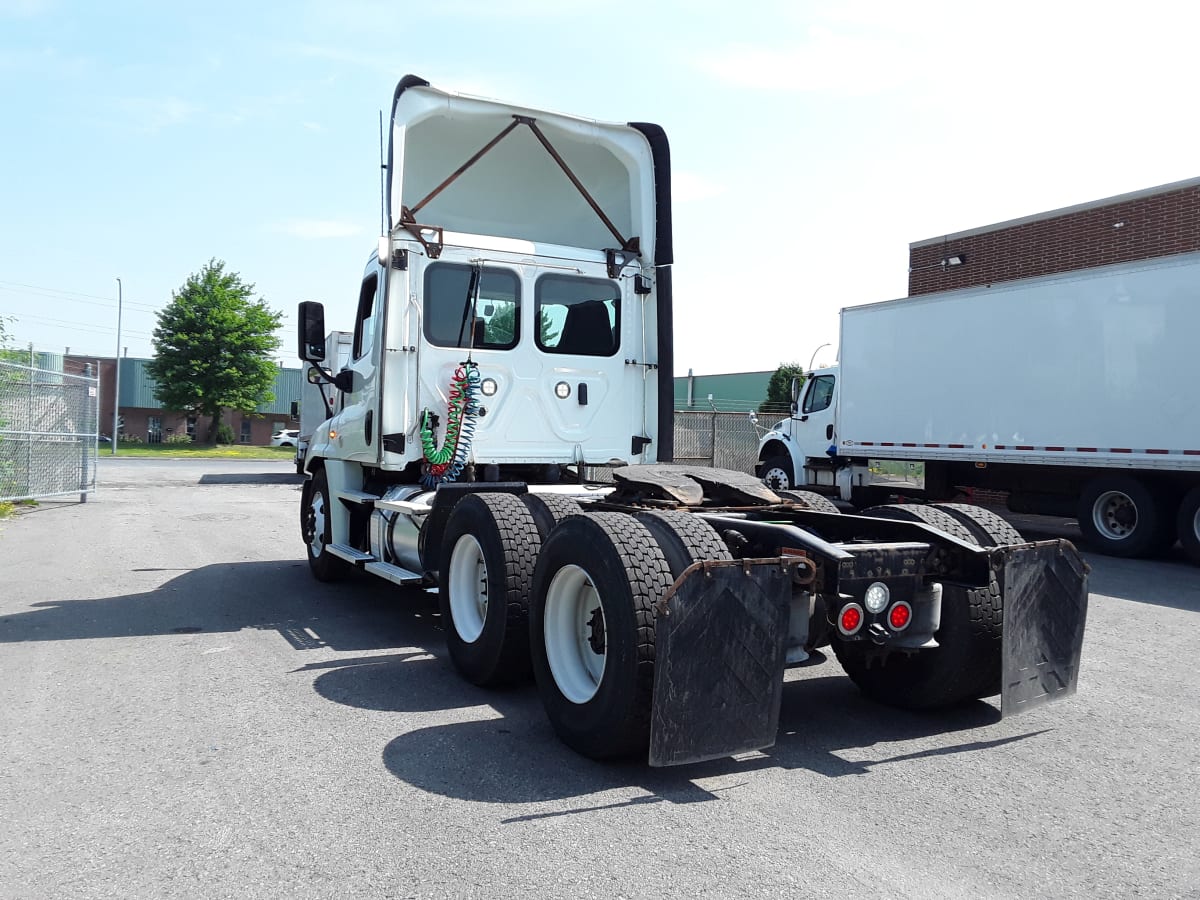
[1,459,1198,899]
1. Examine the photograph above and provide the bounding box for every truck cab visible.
[757,366,840,493]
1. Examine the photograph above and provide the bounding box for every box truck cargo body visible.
[757,252,1200,562]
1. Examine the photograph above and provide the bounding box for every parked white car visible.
[271,428,300,447]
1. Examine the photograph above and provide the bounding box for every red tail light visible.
[888,601,912,631]
[838,603,864,636]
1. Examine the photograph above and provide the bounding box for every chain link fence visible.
[673,410,763,473]
[0,360,100,502]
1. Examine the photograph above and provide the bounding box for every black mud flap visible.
[997,541,1089,717]
[649,559,798,767]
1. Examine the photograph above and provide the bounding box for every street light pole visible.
[808,342,831,373]
[112,277,122,456]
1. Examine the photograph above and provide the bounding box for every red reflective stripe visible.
[1045,446,1065,451]
[923,443,939,448]
[880,442,895,446]
[995,444,1007,450]
[861,441,875,446]
[1077,447,1098,452]
[902,442,917,447]
[1016,445,1034,451]
[948,443,966,448]
[1185,450,1200,456]
[1146,449,1169,455]
[1112,448,1132,453]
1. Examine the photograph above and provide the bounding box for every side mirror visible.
[790,376,801,404]
[298,301,327,362]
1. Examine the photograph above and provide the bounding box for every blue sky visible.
[2,0,1197,375]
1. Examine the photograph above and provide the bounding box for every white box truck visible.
[293,74,1087,766]
[756,252,1200,562]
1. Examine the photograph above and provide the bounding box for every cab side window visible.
[803,375,835,414]
[352,273,379,360]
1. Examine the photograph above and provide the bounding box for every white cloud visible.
[271,219,366,239]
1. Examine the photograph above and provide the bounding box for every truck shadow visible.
[0,559,444,656]
[370,672,1041,811]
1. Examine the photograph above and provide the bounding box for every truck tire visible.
[777,489,840,514]
[760,454,795,492]
[521,493,583,540]
[302,469,352,583]
[932,503,1024,547]
[439,493,540,686]
[1176,486,1200,565]
[1078,475,1173,558]
[530,512,674,760]
[833,577,1004,710]
[635,510,732,576]
[859,503,978,546]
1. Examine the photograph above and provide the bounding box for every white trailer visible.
[295,75,1088,766]
[294,331,351,474]
[756,252,1200,562]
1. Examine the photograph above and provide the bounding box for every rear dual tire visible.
[530,511,729,760]
[835,502,1006,709]
[1078,475,1175,558]
[439,494,542,686]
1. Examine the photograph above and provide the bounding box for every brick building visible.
[908,176,1200,296]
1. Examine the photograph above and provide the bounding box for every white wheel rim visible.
[543,564,606,704]
[448,534,488,643]
[1093,490,1137,541]
[309,491,328,556]
[763,466,790,490]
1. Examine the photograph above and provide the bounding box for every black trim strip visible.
[629,122,673,461]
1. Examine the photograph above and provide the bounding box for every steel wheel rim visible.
[308,491,328,556]
[544,564,606,704]
[763,466,791,491]
[448,534,488,643]
[1093,490,1137,540]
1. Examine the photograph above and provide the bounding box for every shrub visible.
[216,423,236,445]
[118,433,144,444]
[164,433,193,445]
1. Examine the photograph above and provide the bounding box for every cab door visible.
[327,264,383,464]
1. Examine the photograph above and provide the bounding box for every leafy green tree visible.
[0,316,22,363]
[482,305,560,346]
[147,260,282,444]
[759,362,806,415]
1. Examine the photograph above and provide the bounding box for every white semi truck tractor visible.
[296,75,1088,766]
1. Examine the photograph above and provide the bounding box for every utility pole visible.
[112,277,122,456]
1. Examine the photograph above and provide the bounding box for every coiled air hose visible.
[419,362,481,488]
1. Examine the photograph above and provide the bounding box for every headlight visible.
[864,581,890,614]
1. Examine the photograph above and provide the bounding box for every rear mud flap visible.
[649,559,800,767]
[997,541,1089,717]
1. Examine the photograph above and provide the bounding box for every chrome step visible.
[363,561,426,586]
[328,543,373,563]
[336,489,379,504]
